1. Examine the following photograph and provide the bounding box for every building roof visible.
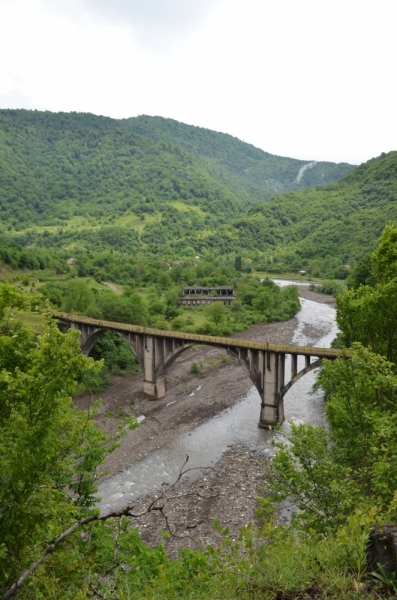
[179,295,236,299]
[184,286,234,290]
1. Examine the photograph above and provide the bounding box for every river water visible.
[98,284,338,513]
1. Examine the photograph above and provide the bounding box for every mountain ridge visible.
[228,150,397,277]
[3,109,393,281]
[122,114,355,201]
[0,109,354,219]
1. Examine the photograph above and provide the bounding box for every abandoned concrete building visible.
[178,286,236,307]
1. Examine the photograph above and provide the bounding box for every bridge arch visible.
[80,327,144,370]
[226,347,263,398]
[161,345,325,424]
[155,342,261,393]
[280,359,322,399]
[154,342,287,407]
[156,342,195,376]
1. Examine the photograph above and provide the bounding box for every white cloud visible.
[42,0,224,52]
[0,0,396,163]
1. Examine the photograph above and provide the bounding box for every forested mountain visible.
[1,109,394,280]
[122,115,354,201]
[0,109,244,232]
[0,109,352,233]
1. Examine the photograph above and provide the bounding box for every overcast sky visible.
[0,0,395,164]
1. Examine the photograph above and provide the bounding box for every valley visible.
[2,109,397,599]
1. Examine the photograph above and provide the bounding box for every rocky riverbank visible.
[130,444,271,559]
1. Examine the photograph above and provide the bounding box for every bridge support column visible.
[143,335,166,399]
[259,351,285,429]
[291,354,298,379]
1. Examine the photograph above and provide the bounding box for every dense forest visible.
[122,114,354,201]
[0,110,396,282]
[0,109,353,261]
[0,110,354,219]
[0,110,244,229]
[232,151,397,277]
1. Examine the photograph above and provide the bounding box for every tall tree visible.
[336,223,397,365]
[0,285,137,593]
[206,301,226,325]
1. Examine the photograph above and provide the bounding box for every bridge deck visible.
[56,312,340,359]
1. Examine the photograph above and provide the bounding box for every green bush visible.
[309,282,344,296]
[190,362,201,374]
[80,366,111,394]
[90,331,139,376]
[171,316,185,330]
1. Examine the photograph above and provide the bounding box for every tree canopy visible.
[0,284,137,596]
[264,224,397,539]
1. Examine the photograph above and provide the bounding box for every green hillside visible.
[0,109,352,233]
[231,151,397,277]
[0,109,245,233]
[123,114,354,202]
[1,109,392,279]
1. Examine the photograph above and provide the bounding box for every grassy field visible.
[178,306,211,329]
[6,210,161,239]
[114,211,159,231]
[169,200,206,216]
[16,310,46,333]
[253,270,315,281]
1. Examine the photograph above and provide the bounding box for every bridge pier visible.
[143,335,166,399]
[143,378,166,399]
[258,351,285,428]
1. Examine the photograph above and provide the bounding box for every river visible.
[98,283,338,514]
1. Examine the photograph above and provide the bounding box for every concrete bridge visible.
[56,312,340,428]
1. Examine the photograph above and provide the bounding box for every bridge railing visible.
[55,312,341,359]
